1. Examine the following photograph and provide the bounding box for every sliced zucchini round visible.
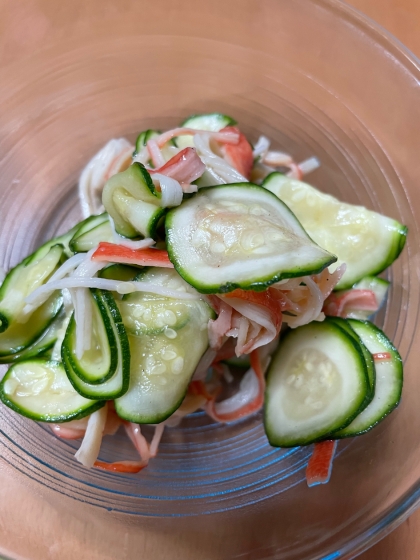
[0,359,104,422]
[112,190,165,239]
[0,293,63,359]
[62,291,130,399]
[326,316,375,394]
[176,113,237,149]
[102,163,162,238]
[0,310,65,364]
[69,215,113,253]
[39,215,109,259]
[264,321,371,447]
[262,172,407,290]
[62,289,118,384]
[115,270,214,423]
[0,243,64,333]
[334,320,403,438]
[119,268,195,335]
[166,184,336,293]
[51,222,85,258]
[133,129,160,157]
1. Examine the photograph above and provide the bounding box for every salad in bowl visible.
[0,113,406,484]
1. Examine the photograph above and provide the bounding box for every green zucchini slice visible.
[0,359,104,422]
[334,320,403,438]
[166,183,336,293]
[264,320,371,447]
[176,113,236,149]
[262,173,407,289]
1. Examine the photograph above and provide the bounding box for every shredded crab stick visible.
[150,147,206,186]
[189,380,217,401]
[218,126,254,179]
[79,138,133,218]
[53,407,162,473]
[156,127,240,148]
[94,460,147,474]
[263,151,294,167]
[252,136,270,159]
[92,242,174,268]
[285,158,319,180]
[124,422,165,462]
[218,289,283,355]
[74,404,108,468]
[296,157,320,176]
[312,264,347,300]
[323,289,378,318]
[207,297,234,350]
[24,277,199,312]
[306,440,338,487]
[51,405,123,440]
[146,138,166,168]
[51,424,87,440]
[224,288,285,324]
[208,270,344,358]
[205,349,265,423]
[149,423,165,458]
[125,423,151,462]
[134,128,240,166]
[251,136,320,178]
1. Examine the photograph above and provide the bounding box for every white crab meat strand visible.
[194,134,247,184]
[74,404,108,468]
[78,138,133,218]
[252,136,270,159]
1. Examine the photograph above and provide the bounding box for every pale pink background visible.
[350,2,420,557]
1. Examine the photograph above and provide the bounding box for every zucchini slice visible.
[0,243,64,333]
[62,291,130,399]
[264,320,371,447]
[51,223,83,258]
[112,190,165,239]
[133,129,176,163]
[262,173,407,289]
[62,289,118,384]
[0,293,63,359]
[53,214,111,258]
[70,220,114,253]
[133,129,160,157]
[176,113,237,149]
[118,268,194,336]
[166,184,336,293]
[102,163,164,238]
[115,270,214,423]
[326,316,375,394]
[334,320,403,438]
[69,213,113,253]
[0,311,65,364]
[0,359,104,422]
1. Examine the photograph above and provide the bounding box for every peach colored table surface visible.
[347,2,420,558]
[0,2,418,560]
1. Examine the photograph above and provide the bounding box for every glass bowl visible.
[0,1,419,558]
